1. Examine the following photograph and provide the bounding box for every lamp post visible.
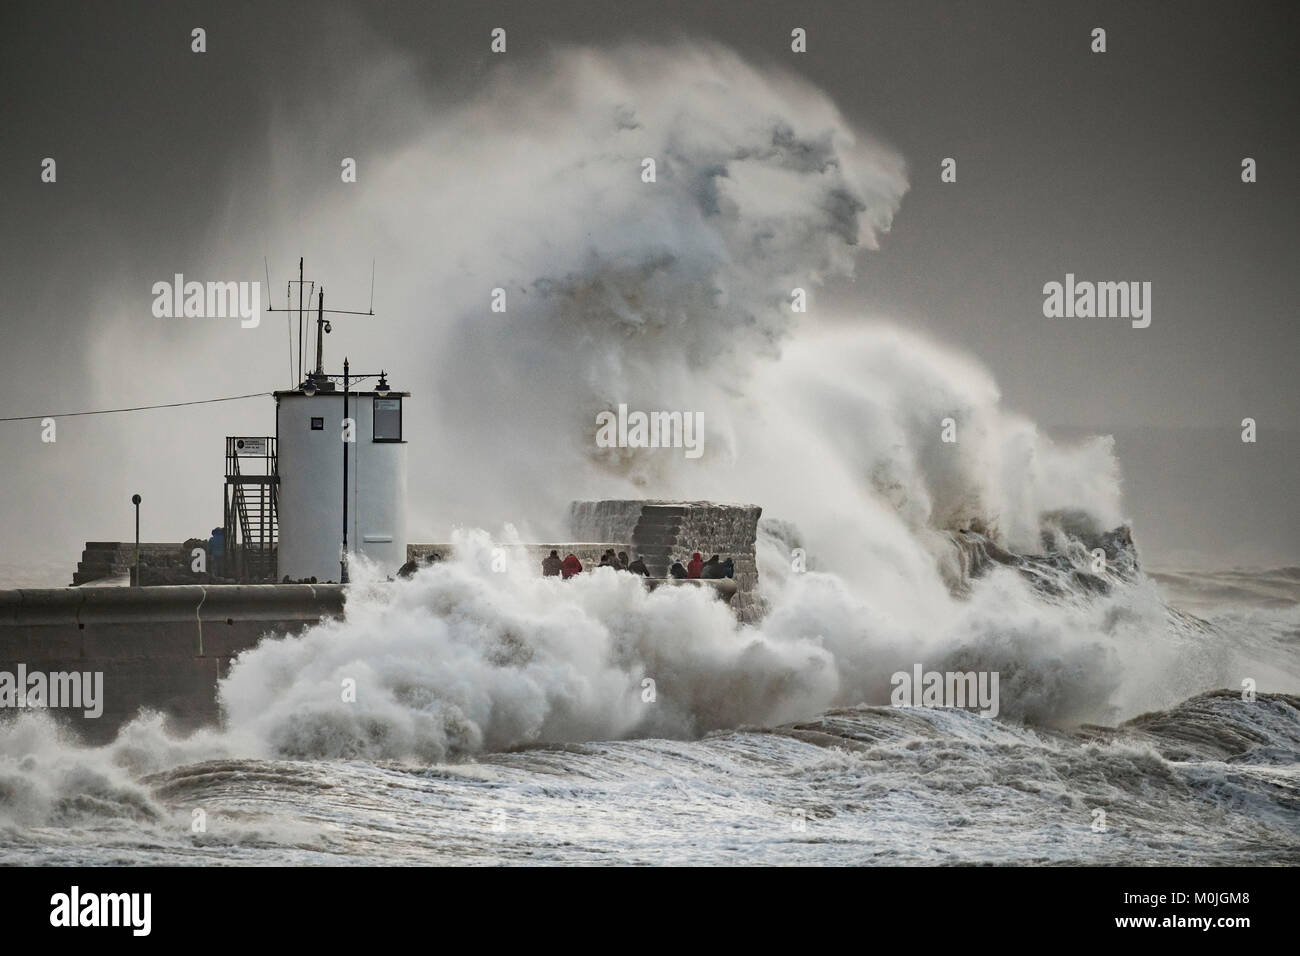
[131,494,141,586]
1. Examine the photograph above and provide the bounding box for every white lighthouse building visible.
[275,373,408,583]
[223,264,408,584]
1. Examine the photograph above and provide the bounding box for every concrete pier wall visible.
[0,575,736,744]
[0,585,343,742]
[12,502,762,742]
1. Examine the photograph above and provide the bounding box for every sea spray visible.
[27,40,1213,767]
[210,525,1199,763]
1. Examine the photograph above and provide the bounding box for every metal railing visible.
[222,437,279,583]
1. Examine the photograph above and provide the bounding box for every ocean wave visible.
[4,690,1295,865]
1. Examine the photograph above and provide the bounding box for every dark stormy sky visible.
[0,0,1296,577]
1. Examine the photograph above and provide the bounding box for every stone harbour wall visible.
[0,584,344,742]
[569,500,762,622]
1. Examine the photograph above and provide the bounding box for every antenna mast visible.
[315,288,327,375]
[265,258,376,386]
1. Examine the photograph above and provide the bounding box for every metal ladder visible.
[224,438,279,582]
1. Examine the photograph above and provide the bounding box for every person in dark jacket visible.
[617,551,630,570]
[561,554,583,579]
[687,553,703,578]
[207,527,225,580]
[627,556,649,576]
[541,550,563,576]
[669,560,688,579]
[721,557,735,579]
[701,555,726,579]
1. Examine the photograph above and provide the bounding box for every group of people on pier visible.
[540,549,735,580]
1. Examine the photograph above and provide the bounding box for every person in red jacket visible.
[687,552,703,578]
[561,554,583,579]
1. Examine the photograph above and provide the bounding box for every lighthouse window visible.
[310,417,324,430]
[373,397,402,442]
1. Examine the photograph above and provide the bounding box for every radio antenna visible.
[266,258,295,386]
[266,258,376,383]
